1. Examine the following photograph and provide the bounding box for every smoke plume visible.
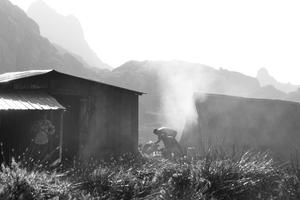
[157,61,214,140]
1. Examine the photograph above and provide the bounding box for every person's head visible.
[153,128,159,135]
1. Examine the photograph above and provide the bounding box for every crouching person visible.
[153,127,184,159]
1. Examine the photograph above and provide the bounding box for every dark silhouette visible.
[153,127,184,158]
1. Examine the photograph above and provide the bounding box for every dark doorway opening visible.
[0,111,60,165]
[55,95,80,164]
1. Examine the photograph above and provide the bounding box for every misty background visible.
[10,0,300,84]
[2,0,300,142]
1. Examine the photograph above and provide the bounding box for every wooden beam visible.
[59,111,65,163]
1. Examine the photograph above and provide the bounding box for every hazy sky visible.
[10,0,300,84]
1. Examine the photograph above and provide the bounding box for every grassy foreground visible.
[0,151,300,200]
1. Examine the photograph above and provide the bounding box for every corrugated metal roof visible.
[0,70,52,83]
[0,69,144,95]
[0,92,65,110]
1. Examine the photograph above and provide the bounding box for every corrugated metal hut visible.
[180,93,300,160]
[0,69,143,163]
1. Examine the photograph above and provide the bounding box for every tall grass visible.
[0,151,300,199]
[0,158,73,199]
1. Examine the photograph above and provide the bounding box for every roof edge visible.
[51,69,144,95]
[0,69,144,95]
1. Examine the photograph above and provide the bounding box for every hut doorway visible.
[0,111,61,164]
[55,95,80,164]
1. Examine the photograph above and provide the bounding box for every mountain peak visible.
[257,67,269,76]
[257,68,299,93]
[0,0,109,80]
[29,0,58,17]
[27,0,111,69]
[257,67,274,84]
[30,0,48,8]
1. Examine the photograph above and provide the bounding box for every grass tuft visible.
[1,151,300,199]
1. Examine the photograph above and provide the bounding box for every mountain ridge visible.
[27,0,111,70]
[257,68,299,93]
[0,0,109,81]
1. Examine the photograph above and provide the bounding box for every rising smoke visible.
[157,61,214,140]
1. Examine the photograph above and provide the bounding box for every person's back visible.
[155,127,177,138]
[153,127,183,158]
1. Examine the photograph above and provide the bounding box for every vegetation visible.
[0,151,300,200]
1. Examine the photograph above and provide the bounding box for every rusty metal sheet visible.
[0,92,65,111]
